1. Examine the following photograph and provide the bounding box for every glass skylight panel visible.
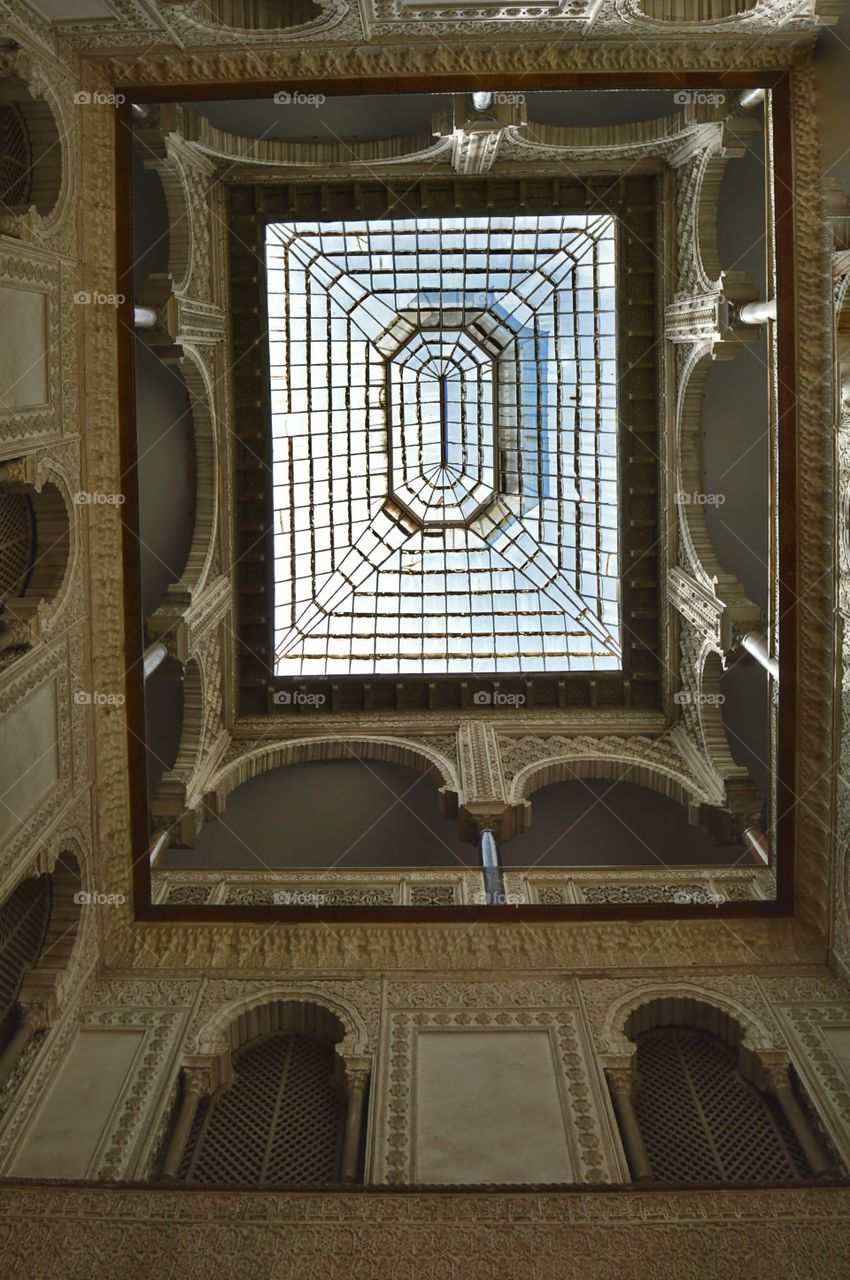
[267,213,621,676]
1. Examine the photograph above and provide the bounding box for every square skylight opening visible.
[266,212,621,677]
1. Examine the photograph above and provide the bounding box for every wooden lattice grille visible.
[0,493,35,606]
[0,103,32,209]
[634,1027,813,1183]
[0,875,50,1031]
[180,1032,345,1185]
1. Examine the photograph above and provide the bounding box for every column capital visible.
[341,1056,372,1097]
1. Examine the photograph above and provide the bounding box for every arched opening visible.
[173,1002,352,1186]
[608,998,834,1184]
[0,873,50,1054]
[0,478,71,662]
[183,758,469,870]
[506,777,743,867]
[633,1026,813,1182]
[197,0,322,29]
[0,853,83,1089]
[0,77,62,220]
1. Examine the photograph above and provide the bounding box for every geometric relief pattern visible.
[180,1033,344,1185]
[634,1028,812,1184]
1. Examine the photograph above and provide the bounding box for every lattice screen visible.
[633,1027,813,1183]
[0,875,50,1033]
[0,493,34,606]
[179,1032,345,1185]
[0,104,33,210]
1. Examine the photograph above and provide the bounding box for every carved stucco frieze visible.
[1,1184,850,1278]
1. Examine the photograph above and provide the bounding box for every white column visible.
[143,641,168,681]
[739,88,766,109]
[741,630,779,680]
[480,827,506,906]
[149,827,171,867]
[738,298,776,325]
[742,825,769,866]
[134,305,158,329]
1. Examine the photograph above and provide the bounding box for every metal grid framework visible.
[633,1027,813,1184]
[179,1032,345,1185]
[267,213,621,677]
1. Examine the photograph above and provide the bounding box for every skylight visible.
[266,213,621,676]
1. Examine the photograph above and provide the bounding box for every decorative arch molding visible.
[501,730,723,812]
[173,0,348,41]
[631,0,757,23]
[170,346,217,600]
[0,455,75,659]
[192,988,370,1065]
[18,851,84,1027]
[675,343,759,617]
[206,735,461,817]
[0,50,73,245]
[144,132,218,304]
[600,983,781,1078]
[677,625,760,819]
[176,105,453,174]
